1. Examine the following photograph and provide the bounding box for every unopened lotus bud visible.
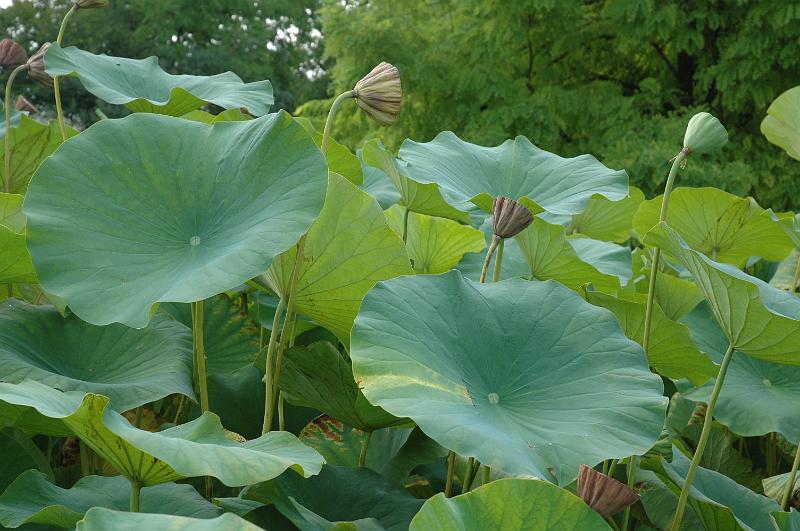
[74,0,109,7]
[15,95,39,114]
[26,43,53,88]
[492,196,533,238]
[0,39,28,69]
[683,112,728,155]
[577,464,639,518]
[353,62,401,126]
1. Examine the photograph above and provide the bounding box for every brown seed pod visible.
[577,464,640,518]
[0,39,28,69]
[26,43,53,87]
[75,0,109,8]
[492,196,533,238]
[353,62,402,126]
[15,95,39,114]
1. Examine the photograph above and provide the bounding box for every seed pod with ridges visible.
[353,62,401,126]
[26,43,53,88]
[15,95,39,114]
[0,39,28,69]
[75,0,109,7]
[577,464,639,518]
[492,196,533,238]
[683,112,728,155]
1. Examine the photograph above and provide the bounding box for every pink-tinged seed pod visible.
[353,62,402,126]
[0,39,28,69]
[577,464,640,518]
[492,196,533,239]
[26,43,54,87]
[15,95,39,114]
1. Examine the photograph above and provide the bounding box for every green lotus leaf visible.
[362,139,470,222]
[763,473,800,505]
[0,299,193,411]
[244,465,424,530]
[351,270,667,485]
[569,186,644,243]
[585,291,715,385]
[766,210,800,250]
[515,217,621,292]
[645,222,800,364]
[360,159,401,209]
[0,428,51,493]
[681,301,800,443]
[772,511,800,531]
[653,272,704,321]
[0,380,323,487]
[568,236,633,285]
[634,187,793,266]
[0,105,22,139]
[0,227,35,284]
[456,218,530,282]
[761,86,800,161]
[45,44,274,116]
[384,205,485,274]
[0,115,78,195]
[264,173,412,341]
[180,108,252,124]
[409,478,610,530]
[0,470,219,529]
[251,292,316,339]
[279,341,402,431]
[0,192,24,233]
[24,111,328,328]
[399,131,628,215]
[643,445,779,531]
[75,507,262,531]
[295,117,363,185]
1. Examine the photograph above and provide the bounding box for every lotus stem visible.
[173,395,185,425]
[278,392,285,431]
[266,236,306,432]
[134,406,142,428]
[607,458,618,478]
[192,300,209,413]
[4,64,25,193]
[642,150,687,355]
[670,342,735,531]
[359,430,372,467]
[261,298,286,434]
[79,441,90,477]
[781,444,800,510]
[621,456,637,530]
[52,4,77,141]
[482,465,490,486]
[479,235,501,283]
[792,254,800,294]
[402,206,410,243]
[462,457,480,493]
[321,90,355,156]
[129,480,141,512]
[492,240,505,282]
[445,451,456,497]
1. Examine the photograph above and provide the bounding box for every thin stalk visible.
[479,235,501,283]
[53,4,77,141]
[670,343,736,531]
[462,458,480,493]
[129,480,141,512]
[607,458,618,478]
[445,451,456,497]
[792,254,800,294]
[607,517,623,531]
[402,206,410,243]
[261,299,286,434]
[134,406,143,428]
[192,300,209,412]
[4,64,26,193]
[781,444,800,510]
[481,465,490,485]
[643,150,687,355]
[278,392,285,431]
[266,236,307,432]
[321,90,354,155]
[492,239,504,282]
[79,441,90,477]
[173,395,185,425]
[358,430,372,467]
[621,456,637,531]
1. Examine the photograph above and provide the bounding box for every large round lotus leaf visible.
[361,161,401,209]
[295,117,363,185]
[351,270,667,485]
[681,302,800,443]
[399,131,628,215]
[45,44,274,117]
[0,428,50,493]
[772,511,800,531]
[568,236,633,285]
[654,272,704,321]
[634,187,793,267]
[645,222,800,365]
[0,470,219,529]
[0,299,194,411]
[761,86,800,161]
[569,186,644,243]
[264,173,412,341]
[0,380,323,487]
[76,508,262,531]
[243,465,424,530]
[409,478,610,530]
[24,111,328,327]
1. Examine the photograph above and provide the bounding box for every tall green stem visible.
[129,480,141,512]
[402,206,410,243]
[79,441,90,477]
[781,444,800,510]
[321,90,354,155]
[671,343,735,530]
[444,451,456,497]
[262,298,286,434]
[192,300,209,413]
[479,235,501,283]
[642,150,688,354]
[621,456,637,531]
[53,4,77,141]
[4,64,26,193]
[792,253,800,294]
[358,430,372,467]
[492,240,505,282]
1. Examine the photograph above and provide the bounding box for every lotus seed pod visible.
[353,62,401,126]
[74,0,109,7]
[492,196,533,239]
[0,39,28,69]
[15,95,39,114]
[26,43,53,88]
[683,112,728,155]
[577,464,639,518]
